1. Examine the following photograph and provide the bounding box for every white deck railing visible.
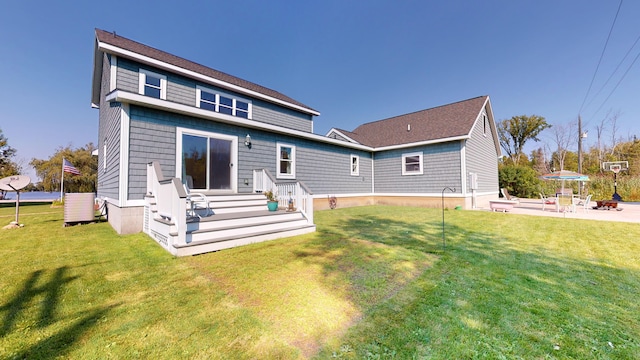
[253,169,314,224]
[146,162,187,251]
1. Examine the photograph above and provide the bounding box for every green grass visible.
[1,204,639,359]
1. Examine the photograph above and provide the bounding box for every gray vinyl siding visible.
[291,140,372,194]
[374,142,462,193]
[115,58,313,131]
[251,99,313,132]
[97,53,121,200]
[122,106,371,200]
[464,110,499,193]
[115,58,138,94]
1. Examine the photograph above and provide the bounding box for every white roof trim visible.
[374,135,469,151]
[325,128,360,144]
[106,90,370,150]
[106,90,473,153]
[97,42,320,117]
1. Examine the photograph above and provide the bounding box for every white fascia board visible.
[325,128,360,144]
[118,103,130,207]
[91,40,104,108]
[311,192,374,199]
[106,90,372,151]
[106,90,472,154]
[123,199,146,207]
[374,192,466,198]
[97,42,320,117]
[374,135,469,151]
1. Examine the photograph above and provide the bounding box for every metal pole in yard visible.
[441,187,456,251]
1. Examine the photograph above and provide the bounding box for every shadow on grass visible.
[316,211,640,358]
[0,267,118,358]
[1,267,79,336]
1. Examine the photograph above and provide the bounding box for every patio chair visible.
[500,188,520,203]
[540,193,556,211]
[556,194,575,213]
[574,194,592,213]
[183,176,213,218]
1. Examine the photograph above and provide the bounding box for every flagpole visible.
[60,158,64,201]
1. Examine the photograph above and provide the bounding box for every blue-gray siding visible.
[97,53,121,201]
[123,106,372,201]
[464,109,499,193]
[115,58,313,132]
[374,143,462,193]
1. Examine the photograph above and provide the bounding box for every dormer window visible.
[139,69,166,100]
[196,86,252,119]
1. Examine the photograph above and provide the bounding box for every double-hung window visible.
[350,155,359,176]
[277,143,296,179]
[402,152,423,175]
[196,86,252,119]
[139,69,166,99]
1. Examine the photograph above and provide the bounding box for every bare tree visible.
[549,121,576,171]
[609,111,620,157]
[594,111,610,172]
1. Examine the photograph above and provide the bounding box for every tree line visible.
[2,114,638,201]
[498,113,639,201]
[0,127,97,197]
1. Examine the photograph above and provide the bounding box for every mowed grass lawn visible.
[1,203,639,359]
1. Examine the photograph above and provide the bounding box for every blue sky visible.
[1,1,639,181]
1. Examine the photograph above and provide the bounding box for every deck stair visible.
[145,192,315,257]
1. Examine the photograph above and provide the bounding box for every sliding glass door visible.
[180,131,237,192]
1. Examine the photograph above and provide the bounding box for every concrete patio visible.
[478,198,640,224]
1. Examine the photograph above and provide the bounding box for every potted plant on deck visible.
[264,189,279,211]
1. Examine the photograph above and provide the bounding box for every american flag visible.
[63,159,81,175]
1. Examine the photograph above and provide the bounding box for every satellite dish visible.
[0,175,31,191]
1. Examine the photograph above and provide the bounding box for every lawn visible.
[1,203,639,359]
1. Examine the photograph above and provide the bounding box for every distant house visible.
[91,29,500,256]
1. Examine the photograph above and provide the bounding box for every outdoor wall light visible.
[244,134,252,149]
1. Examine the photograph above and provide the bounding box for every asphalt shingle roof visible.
[334,96,489,147]
[95,29,317,114]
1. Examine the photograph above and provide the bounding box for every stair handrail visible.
[147,162,187,247]
[253,169,313,224]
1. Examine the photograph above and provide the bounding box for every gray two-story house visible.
[91,29,500,256]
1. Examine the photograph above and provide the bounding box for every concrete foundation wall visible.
[107,203,144,234]
[313,194,496,211]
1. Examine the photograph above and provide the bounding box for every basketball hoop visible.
[602,161,628,201]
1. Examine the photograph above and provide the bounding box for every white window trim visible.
[138,69,167,100]
[276,142,296,179]
[103,139,107,171]
[196,85,252,119]
[175,127,238,193]
[350,154,359,176]
[402,151,423,176]
[482,113,488,137]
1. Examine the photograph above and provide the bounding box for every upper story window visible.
[402,152,423,176]
[277,143,296,179]
[139,69,166,100]
[483,114,488,136]
[196,86,252,119]
[350,155,359,176]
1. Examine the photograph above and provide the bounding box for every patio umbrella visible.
[540,170,590,182]
[540,170,589,194]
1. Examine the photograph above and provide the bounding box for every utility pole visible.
[578,115,583,196]
[577,116,588,196]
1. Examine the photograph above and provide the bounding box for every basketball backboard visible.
[602,161,628,174]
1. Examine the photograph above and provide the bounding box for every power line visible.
[583,31,640,113]
[578,0,624,116]
[589,49,640,121]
